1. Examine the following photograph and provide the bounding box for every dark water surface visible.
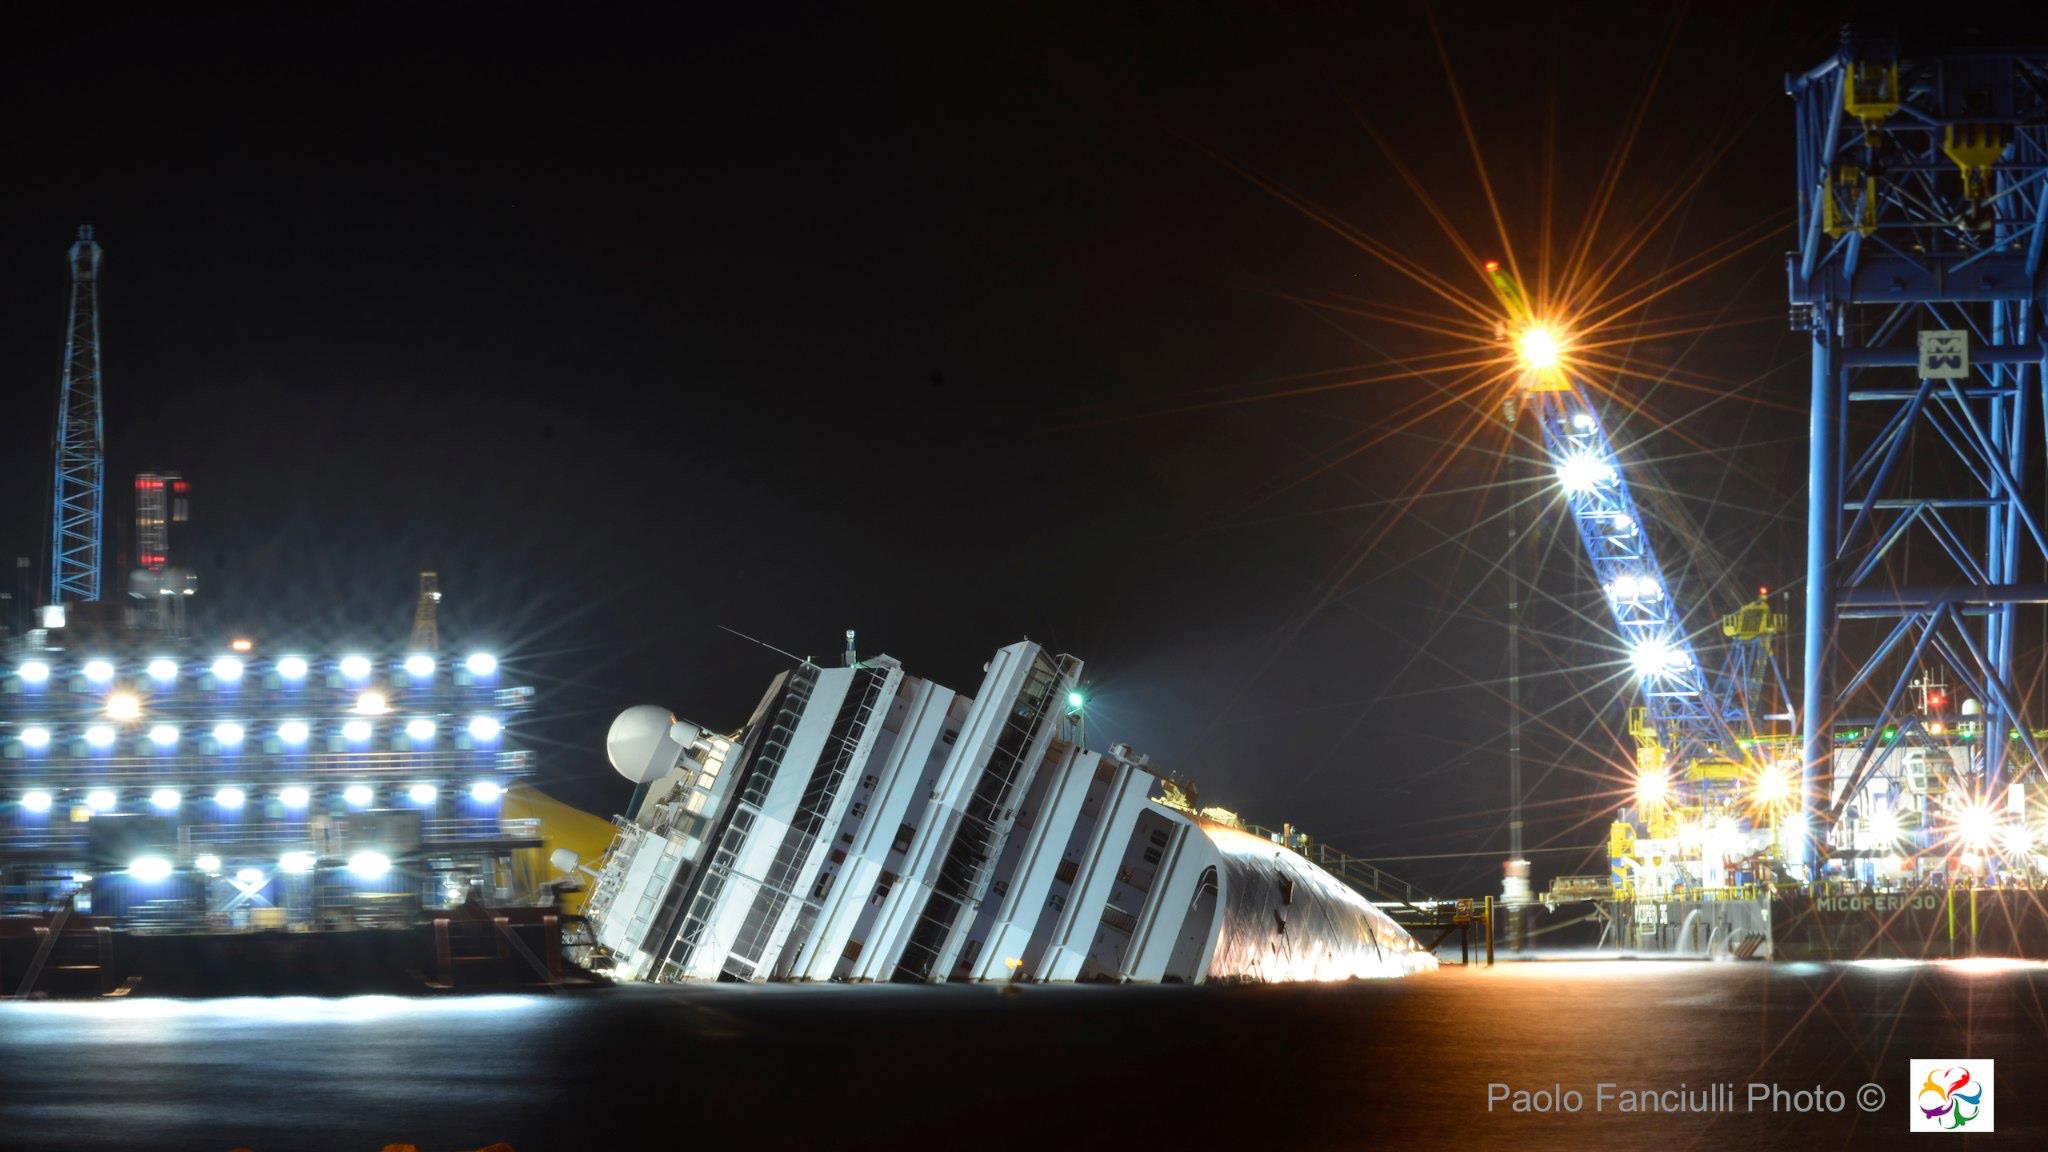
[1,959,2039,1151]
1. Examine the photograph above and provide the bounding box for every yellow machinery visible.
[503,783,619,915]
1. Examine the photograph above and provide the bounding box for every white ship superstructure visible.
[579,639,1435,984]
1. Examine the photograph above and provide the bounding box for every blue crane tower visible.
[1790,32,2048,877]
[1486,262,1794,892]
[50,225,106,605]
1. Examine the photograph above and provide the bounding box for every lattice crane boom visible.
[50,226,105,605]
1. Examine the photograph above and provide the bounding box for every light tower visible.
[50,225,106,605]
[411,571,442,651]
[1789,32,2048,873]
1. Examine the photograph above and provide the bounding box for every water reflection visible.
[0,967,2041,1149]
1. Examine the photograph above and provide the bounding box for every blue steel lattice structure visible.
[1522,389,1725,759]
[50,227,106,605]
[1790,33,2048,870]
[1486,263,1782,798]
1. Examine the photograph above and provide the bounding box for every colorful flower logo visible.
[1916,1066,1983,1130]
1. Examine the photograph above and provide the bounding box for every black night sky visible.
[0,4,2035,895]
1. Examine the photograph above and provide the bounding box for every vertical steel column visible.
[1799,315,1840,874]
[1504,400,1523,870]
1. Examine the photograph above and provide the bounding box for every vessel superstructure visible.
[575,639,1436,984]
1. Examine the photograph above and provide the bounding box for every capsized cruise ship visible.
[574,638,1436,984]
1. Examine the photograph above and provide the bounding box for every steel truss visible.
[1790,32,2048,866]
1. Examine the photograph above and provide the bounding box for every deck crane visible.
[1484,261,1799,895]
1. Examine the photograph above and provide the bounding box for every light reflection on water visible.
[9,994,544,1025]
[1,965,2042,1150]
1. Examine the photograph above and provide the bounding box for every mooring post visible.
[1946,884,1956,958]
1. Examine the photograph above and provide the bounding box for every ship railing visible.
[170,816,533,850]
[1617,883,1775,903]
[1236,822,1433,907]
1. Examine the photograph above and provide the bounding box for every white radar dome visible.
[608,704,685,783]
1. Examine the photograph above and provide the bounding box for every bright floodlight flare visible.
[213,722,245,747]
[469,780,503,804]
[1869,804,1901,845]
[86,788,116,811]
[278,719,310,746]
[234,868,265,888]
[1629,636,1683,678]
[1516,324,1562,371]
[342,719,373,742]
[467,715,502,741]
[404,653,435,678]
[279,785,311,809]
[195,854,222,875]
[354,690,388,715]
[344,784,374,807]
[85,725,117,749]
[1635,768,1669,809]
[1555,452,1615,494]
[19,660,50,684]
[2002,822,2032,856]
[276,655,309,681]
[21,726,50,749]
[215,786,246,810]
[279,851,317,875]
[1954,801,1998,851]
[1607,573,1660,603]
[149,724,179,747]
[406,717,435,741]
[22,790,53,814]
[211,656,244,683]
[347,851,392,880]
[128,856,174,883]
[147,658,178,683]
[465,652,498,677]
[150,788,181,811]
[408,783,438,805]
[105,691,142,722]
[83,659,115,684]
[1753,763,1793,808]
[339,654,372,680]
[230,637,254,653]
